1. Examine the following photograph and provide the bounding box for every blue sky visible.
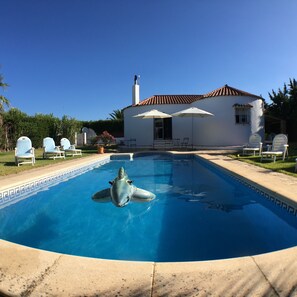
[1,0,297,120]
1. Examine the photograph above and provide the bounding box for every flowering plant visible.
[97,131,115,147]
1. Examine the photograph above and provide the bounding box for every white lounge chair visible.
[15,136,35,166]
[43,137,65,160]
[60,138,82,157]
[242,133,262,156]
[261,134,289,162]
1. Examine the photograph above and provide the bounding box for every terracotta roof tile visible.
[202,84,262,99]
[128,85,262,108]
[135,95,203,106]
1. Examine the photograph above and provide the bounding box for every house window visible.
[233,104,252,125]
[154,118,172,140]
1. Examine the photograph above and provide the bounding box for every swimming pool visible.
[1,153,297,262]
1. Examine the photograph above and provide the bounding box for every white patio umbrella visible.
[133,109,172,119]
[171,107,214,149]
[133,109,172,148]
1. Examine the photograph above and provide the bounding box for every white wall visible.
[124,104,190,146]
[192,96,264,146]
[124,96,264,147]
[124,106,153,146]
[250,99,265,137]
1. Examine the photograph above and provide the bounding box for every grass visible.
[228,142,297,178]
[0,147,100,176]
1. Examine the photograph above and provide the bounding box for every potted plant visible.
[96,131,115,154]
[98,145,105,154]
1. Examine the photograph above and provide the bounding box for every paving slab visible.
[30,255,154,297]
[0,239,154,297]
[153,257,278,297]
[0,240,61,297]
[253,247,297,297]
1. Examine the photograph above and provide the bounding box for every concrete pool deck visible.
[1,152,297,296]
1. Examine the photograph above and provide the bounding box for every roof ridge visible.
[202,84,262,99]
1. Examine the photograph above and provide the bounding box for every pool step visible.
[110,153,133,161]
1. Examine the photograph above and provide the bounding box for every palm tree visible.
[0,74,11,149]
[0,74,10,112]
[109,109,123,121]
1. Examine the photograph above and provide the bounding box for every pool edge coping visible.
[197,153,297,215]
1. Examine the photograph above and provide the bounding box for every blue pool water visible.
[1,153,297,262]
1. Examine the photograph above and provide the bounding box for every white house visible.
[123,78,265,148]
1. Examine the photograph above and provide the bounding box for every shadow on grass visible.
[228,153,297,177]
[3,161,16,167]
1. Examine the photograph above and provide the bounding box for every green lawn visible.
[229,142,297,178]
[0,148,97,176]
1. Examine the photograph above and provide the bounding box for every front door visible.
[154,118,172,140]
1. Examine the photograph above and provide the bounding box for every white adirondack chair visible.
[261,134,288,162]
[15,136,35,166]
[242,133,262,156]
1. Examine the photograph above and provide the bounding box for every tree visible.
[0,74,11,149]
[61,115,82,143]
[0,74,10,112]
[108,109,123,121]
[266,78,297,137]
[2,108,27,149]
[288,78,297,118]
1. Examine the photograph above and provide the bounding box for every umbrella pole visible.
[192,116,193,150]
[152,117,154,149]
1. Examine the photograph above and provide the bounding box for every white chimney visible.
[132,75,140,105]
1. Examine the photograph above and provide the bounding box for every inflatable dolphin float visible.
[92,167,156,208]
